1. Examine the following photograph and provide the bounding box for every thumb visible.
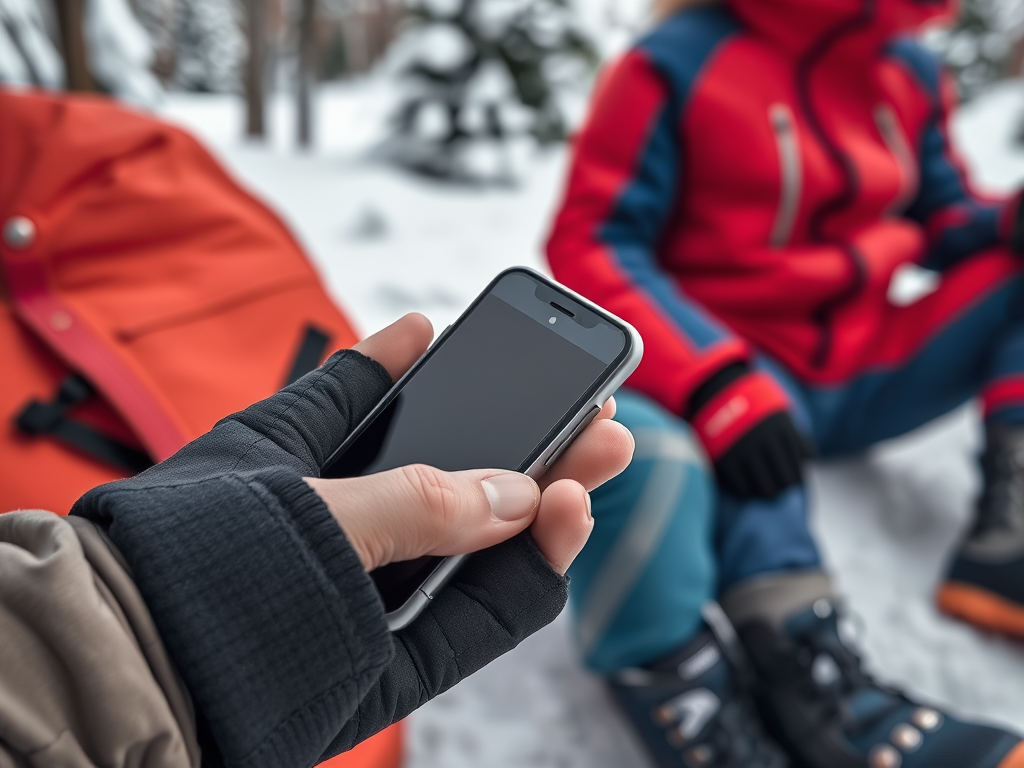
[306,466,540,571]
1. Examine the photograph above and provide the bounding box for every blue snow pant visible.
[568,251,1024,673]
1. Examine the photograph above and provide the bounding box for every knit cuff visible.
[74,467,393,768]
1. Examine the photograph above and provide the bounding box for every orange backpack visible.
[0,89,402,767]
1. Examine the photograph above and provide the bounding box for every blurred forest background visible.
[3,0,1024,182]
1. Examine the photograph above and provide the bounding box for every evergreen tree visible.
[0,0,65,89]
[136,0,245,93]
[174,0,245,92]
[135,0,178,82]
[86,0,163,105]
[0,0,161,106]
[925,0,1024,100]
[383,0,597,184]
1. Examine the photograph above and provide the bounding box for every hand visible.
[306,314,635,574]
[689,367,813,500]
[72,311,635,764]
[714,410,812,499]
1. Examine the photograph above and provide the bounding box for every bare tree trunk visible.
[246,0,268,139]
[368,0,401,64]
[1010,32,1024,78]
[343,9,369,74]
[296,0,316,148]
[1012,34,1024,147]
[55,0,94,91]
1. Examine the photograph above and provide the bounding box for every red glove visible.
[688,365,813,499]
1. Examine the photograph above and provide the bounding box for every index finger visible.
[352,313,434,383]
[540,417,634,492]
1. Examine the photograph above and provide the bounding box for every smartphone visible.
[321,267,643,630]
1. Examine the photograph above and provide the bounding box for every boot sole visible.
[999,741,1024,768]
[937,582,1024,640]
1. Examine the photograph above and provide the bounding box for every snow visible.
[169,0,245,94]
[160,80,558,335]
[158,76,1024,764]
[393,23,475,72]
[84,0,162,107]
[0,0,161,105]
[0,0,64,88]
[954,80,1024,192]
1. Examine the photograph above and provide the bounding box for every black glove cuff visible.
[687,362,751,419]
[74,467,393,768]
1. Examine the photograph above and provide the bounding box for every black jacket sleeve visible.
[72,350,568,768]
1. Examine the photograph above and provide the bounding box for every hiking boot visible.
[938,423,1024,639]
[722,571,1024,768]
[607,613,789,768]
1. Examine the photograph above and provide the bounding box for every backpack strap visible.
[15,375,154,474]
[3,224,191,461]
[283,324,332,386]
[13,325,334,475]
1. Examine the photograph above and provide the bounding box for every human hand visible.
[306,313,635,574]
[714,410,812,499]
[306,314,636,754]
[689,366,813,499]
[71,310,634,765]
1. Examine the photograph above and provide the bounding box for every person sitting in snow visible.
[545,0,1024,766]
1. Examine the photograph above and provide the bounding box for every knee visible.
[589,390,715,527]
[613,390,710,473]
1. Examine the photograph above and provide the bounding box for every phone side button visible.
[545,405,601,467]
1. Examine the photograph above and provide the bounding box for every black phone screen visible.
[321,271,629,613]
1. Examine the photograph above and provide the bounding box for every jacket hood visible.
[724,0,955,55]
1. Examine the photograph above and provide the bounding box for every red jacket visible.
[547,0,1019,421]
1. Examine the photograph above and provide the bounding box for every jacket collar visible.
[722,0,955,56]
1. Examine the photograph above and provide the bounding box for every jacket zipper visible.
[874,103,918,216]
[769,103,802,248]
[795,0,875,369]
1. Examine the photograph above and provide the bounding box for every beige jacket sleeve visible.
[0,510,201,767]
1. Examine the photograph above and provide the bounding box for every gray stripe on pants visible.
[576,428,706,656]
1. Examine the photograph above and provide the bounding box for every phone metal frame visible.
[322,267,644,631]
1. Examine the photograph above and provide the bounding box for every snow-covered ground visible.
[160,78,1024,765]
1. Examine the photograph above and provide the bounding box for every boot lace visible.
[786,605,905,741]
[655,684,787,768]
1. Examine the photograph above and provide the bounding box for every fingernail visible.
[482,474,539,521]
[585,491,592,520]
